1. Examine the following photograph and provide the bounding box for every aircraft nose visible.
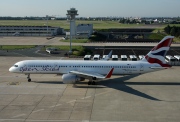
[9,67,14,72]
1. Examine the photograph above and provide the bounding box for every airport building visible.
[0,26,64,36]
[76,24,93,38]
[66,8,93,39]
[66,24,93,39]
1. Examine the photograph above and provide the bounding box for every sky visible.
[0,0,180,17]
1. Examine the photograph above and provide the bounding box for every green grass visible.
[168,24,180,27]
[0,45,36,50]
[148,33,166,40]
[44,45,92,56]
[44,45,83,51]
[61,39,89,43]
[165,24,180,42]
[173,37,180,42]
[148,33,180,42]
[0,20,143,30]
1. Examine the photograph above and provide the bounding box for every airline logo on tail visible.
[143,36,174,67]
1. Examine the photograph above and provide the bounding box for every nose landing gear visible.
[27,74,31,82]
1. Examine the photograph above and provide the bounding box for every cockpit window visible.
[14,65,18,67]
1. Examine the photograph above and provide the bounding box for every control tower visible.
[67,8,78,53]
[67,8,78,36]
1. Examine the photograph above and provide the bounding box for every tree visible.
[119,18,125,23]
[175,29,180,38]
[125,19,130,24]
[170,27,176,36]
[164,25,171,34]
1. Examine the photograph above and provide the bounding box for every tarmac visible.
[0,56,180,122]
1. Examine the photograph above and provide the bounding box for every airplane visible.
[89,50,112,61]
[9,36,174,85]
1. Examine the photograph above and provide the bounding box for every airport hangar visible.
[0,37,180,121]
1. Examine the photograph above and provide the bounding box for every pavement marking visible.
[81,95,92,99]
[8,89,112,120]
[84,96,92,99]
[0,76,26,78]
[32,109,44,113]
[12,52,28,57]
[59,57,64,60]
[49,103,62,108]
[0,119,83,122]
[49,105,55,108]
[66,100,76,103]
[0,119,25,122]
[26,119,86,122]
[12,114,26,118]
[55,104,62,107]
[35,50,52,57]
[95,90,113,97]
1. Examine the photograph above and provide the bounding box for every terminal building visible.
[76,24,93,38]
[66,24,93,39]
[0,26,64,36]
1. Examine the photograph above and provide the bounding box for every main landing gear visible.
[88,77,97,85]
[88,81,96,85]
[27,74,31,82]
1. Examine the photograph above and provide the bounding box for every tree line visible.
[119,18,144,24]
[164,25,180,38]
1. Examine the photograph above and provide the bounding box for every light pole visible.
[46,15,49,36]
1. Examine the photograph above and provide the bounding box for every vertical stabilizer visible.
[142,36,174,67]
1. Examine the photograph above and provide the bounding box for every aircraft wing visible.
[69,68,114,79]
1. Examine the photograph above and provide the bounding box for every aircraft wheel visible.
[88,81,92,85]
[28,79,31,82]
[92,81,96,85]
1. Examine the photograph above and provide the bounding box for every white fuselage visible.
[9,60,162,75]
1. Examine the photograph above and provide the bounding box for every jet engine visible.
[62,74,85,84]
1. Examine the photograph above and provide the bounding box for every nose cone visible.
[9,67,14,72]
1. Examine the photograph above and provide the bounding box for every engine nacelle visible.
[62,74,85,84]
[92,77,97,80]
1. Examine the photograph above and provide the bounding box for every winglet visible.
[105,68,114,78]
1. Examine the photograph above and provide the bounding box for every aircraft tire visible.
[88,81,92,85]
[92,81,96,85]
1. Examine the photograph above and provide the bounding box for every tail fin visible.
[101,50,113,61]
[142,36,174,67]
